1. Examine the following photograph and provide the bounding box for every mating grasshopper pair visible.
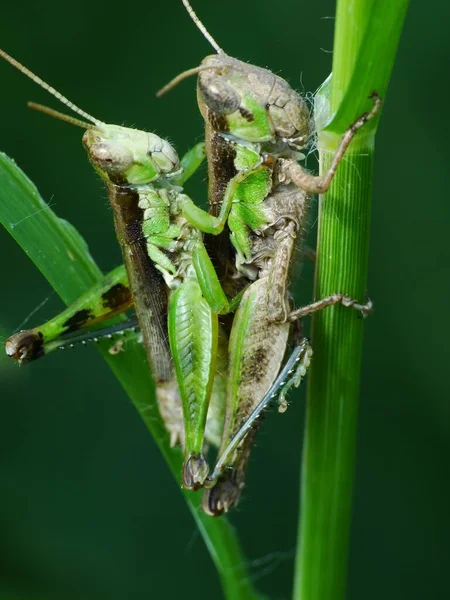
[1,0,380,515]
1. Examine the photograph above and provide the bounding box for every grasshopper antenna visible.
[157,65,217,97]
[181,0,224,54]
[0,48,104,126]
[156,1,224,97]
[157,1,227,97]
[27,102,92,129]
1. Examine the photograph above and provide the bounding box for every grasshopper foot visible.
[202,470,244,517]
[183,454,209,491]
[288,294,373,321]
[5,330,43,365]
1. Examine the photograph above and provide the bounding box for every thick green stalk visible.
[293,1,409,598]
[0,153,258,600]
[294,135,374,600]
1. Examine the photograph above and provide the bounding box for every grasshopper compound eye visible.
[83,132,134,177]
[198,72,241,115]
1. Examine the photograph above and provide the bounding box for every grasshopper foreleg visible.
[278,93,382,194]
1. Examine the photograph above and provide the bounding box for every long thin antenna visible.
[27,102,92,129]
[181,0,224,54]
[156,65,216,97]
[0,48,104,126]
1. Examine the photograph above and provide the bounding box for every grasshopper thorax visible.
[83,124,182,186]
[197,54,311,149]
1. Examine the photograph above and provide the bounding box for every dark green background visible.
[0,1,448,598]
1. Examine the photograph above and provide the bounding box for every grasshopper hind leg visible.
[203,339,313,515]
[5,265,132,364]
[202,436,252,517]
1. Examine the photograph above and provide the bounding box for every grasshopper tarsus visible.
[183,453,209,491]
[349,91,382,133]
[202,465,246,517]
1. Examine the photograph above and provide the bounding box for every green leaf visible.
[0,152,259,600]
[322,0,410,136]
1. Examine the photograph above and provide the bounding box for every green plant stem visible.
[0,153,258,600]
[293,136,374,600]
[293,1,409,598]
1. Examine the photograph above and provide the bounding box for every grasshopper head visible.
[83,124,181,185]
[197,55,311,149]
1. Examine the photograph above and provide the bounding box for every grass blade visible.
[0,152,259,600]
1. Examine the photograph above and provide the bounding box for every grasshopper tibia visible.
[202,459,247,517]
[5,317,139,365]
[276,342,313,413]
[288,294,373,321]
[203,339,313,514]
[4,265,134,365]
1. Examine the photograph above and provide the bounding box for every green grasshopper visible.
[0,48,253,491]
[0,45,312,510]
[155,0,381,515]
[2,7,380,514]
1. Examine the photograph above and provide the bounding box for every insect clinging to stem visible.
[157,0,380,515]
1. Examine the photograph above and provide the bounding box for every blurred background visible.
[0,1,448,598]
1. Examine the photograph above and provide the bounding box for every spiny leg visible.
[279,93,382,194]
[39,317,139,355]
[201,278,290,511]
[207,339,313,486]
[5,265,133,364]
[205,292,372,489]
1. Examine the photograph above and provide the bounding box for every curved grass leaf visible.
[0,152,259,600]
[323,0,410,134]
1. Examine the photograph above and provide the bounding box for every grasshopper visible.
[0,48,252,491]
[0,42,311,512]
[1,3,380,513]
[155,0,381,515]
